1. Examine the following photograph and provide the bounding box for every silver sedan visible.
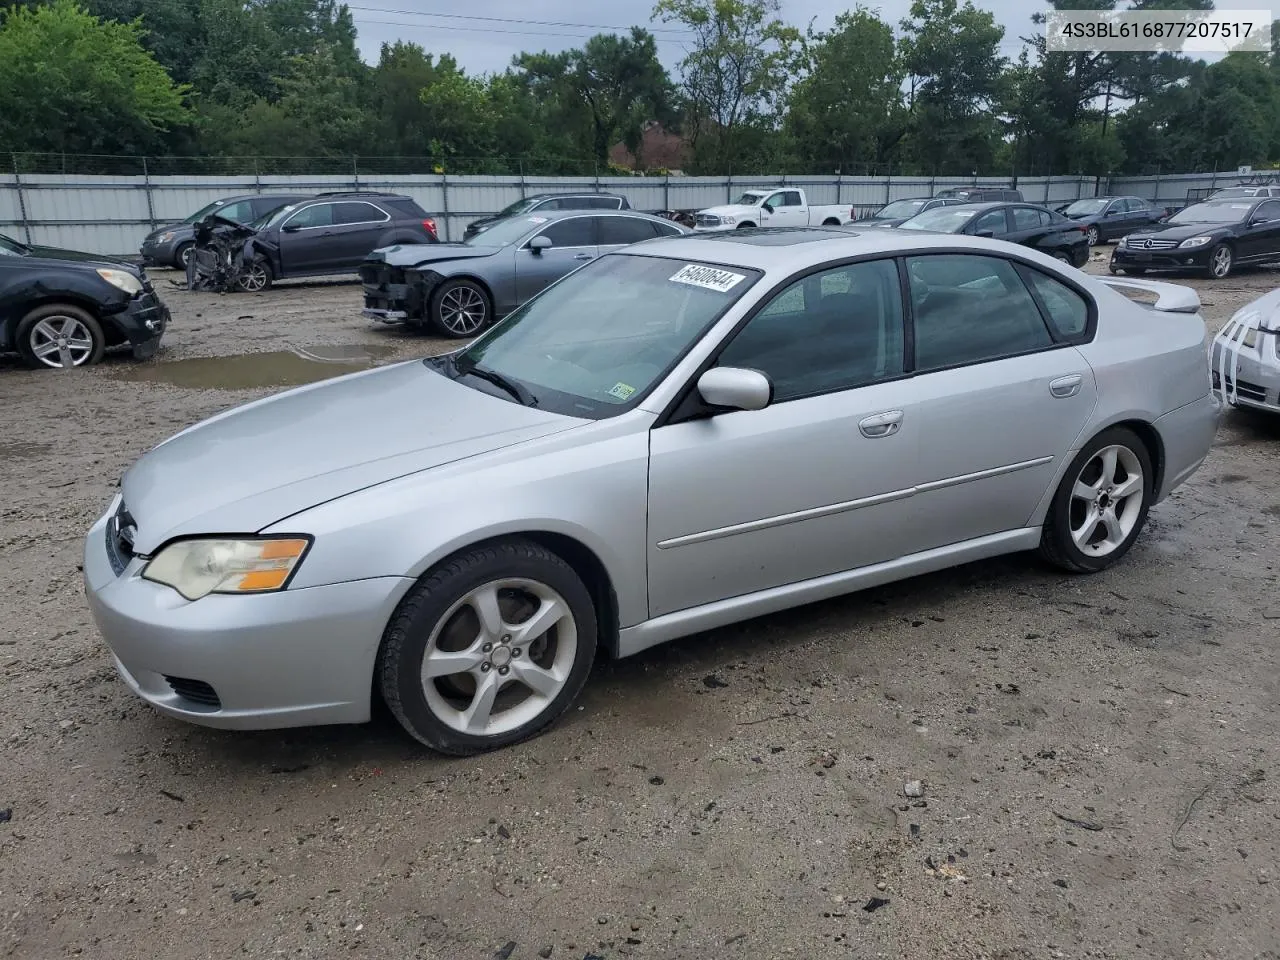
[83,228,1222,755]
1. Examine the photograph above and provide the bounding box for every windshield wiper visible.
[459,362,538,407]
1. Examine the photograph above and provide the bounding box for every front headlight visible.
[1179,235,1213,248]
[96,268,144,296]
[142,537,311,601]
[722,216,735,225]
[159,231,175,243]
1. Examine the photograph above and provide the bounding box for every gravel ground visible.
[1,253,1279,960]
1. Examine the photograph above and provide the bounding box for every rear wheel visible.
[16,304,105,370]
[1085,225,1100,246]
[1207,243,1233,279]
[1039,426,1153,574]
[822,217,840,226]
[377,539,597,755]
[736,221,755,229]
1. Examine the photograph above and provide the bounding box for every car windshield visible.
[875,199,928,219]
[898,207,976,232]
[1169,202,1253,224]
[182,200,228,224]
[496,198,539,218]
[463,216,545,247]
[443,253,761,418]
[733,192,768,205]
[0,233,27,256]
[250,204,298,230]
[1064,199,1109,215]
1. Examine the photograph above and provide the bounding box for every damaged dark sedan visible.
[360,210,687,337]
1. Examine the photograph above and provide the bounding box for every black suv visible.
[140,194,308,269]
[463,192,632,240]
[233,192,439,290]
[1,232,168,370]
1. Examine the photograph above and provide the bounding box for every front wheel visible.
[377,539,597,755]
[16,304,105,370]
[431,278,491,338]
[1039,427,1153,574]
[1207,243,1233,279]
[174,243,194,270]
[237,258,273,292]
[1085,225,1100,246]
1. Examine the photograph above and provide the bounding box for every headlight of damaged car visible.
[159,231,175,243]
[1179,235,1213,248]
[143,537,311,601]
[96,268,144,296]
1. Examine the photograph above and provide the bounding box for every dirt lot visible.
[2,253,1279,960]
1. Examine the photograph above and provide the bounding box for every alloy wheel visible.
[1068,444,1145,558]
[439,285,487,335]
[1086,226,1099,246]
[239,262,269,292]
[1210,246,1232,278]
[420,578,577,736]
[28,315,96,369]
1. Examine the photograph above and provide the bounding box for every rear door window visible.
[1011,207,1041,230]
[333,201,387,225]
[598,216,661,246]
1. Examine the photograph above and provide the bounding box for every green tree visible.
[653,0,800,173]
[0,0,189,155]
[785,7,905,172]
[515,28,674,168]
[898,0,1006,174]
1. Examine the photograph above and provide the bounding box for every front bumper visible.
[1211,328,1280,415]
[82,496,412,730]
[359,263,426,322]
[106,289,169,358]
[1111,244,1213,272]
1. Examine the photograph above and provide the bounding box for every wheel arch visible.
[11,296,124,346]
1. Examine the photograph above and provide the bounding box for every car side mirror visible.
[976,228,996,238]
[281,223,302,233]
[697,367,772,412]
[528,235,552,254]
[762,203,774,214]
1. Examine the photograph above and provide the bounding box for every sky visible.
[345,0,1280,73]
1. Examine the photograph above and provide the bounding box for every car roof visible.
[512,209,675,225]
[618,225,1065,273]
[526,191,624,199]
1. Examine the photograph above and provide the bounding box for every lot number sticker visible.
[607,382,636,400]
[670,264,746,293]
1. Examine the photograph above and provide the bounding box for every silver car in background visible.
[360,209,688,337]
[1211,287,1280,414]
[84,227,1221,755]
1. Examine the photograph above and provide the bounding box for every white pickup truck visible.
[693,187,854,232]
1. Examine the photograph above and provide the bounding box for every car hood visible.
[120,360,583,553]
[1124,221,1233,241]
[699,204,756,218]
[143,223,195,242]
[24,245,139,272]
[367,242,501,269]
[861,216,908,227]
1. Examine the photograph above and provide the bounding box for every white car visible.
[1211,287,1280,414]
[693,188,852,232]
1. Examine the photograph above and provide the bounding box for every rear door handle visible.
[573,253,593,261]
[1050,374,1084,398]
[859,410,903,438]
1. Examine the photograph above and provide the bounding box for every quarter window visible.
[906,254,1054,371]
[535,217,596,248]
[1023,268,1089,339]
[716,258,905,401]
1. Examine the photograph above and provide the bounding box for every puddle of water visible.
[111,345,401,390]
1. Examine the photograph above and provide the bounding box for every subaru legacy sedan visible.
[83,227,1220,755]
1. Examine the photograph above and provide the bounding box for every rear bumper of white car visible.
[82,496,411,730]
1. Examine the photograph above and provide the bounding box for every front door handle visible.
[1050,374,1084,398]
[859,410,903,438]
[573,253,593,261]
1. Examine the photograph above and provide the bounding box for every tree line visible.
[1,0,1277,177]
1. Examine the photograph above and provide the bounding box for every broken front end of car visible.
[186,215,259,293]
[360,261,436,326]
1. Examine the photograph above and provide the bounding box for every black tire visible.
[15,303,105,370]
[1085,225,1100,246]
[237,257,273,292]
[1038,426,1154,574]
[736,221,756,229]
[174,243,193,270]
[1052,251,1071,263]
[377,538,597,755]
[431,278,491,338]
[1207,243,1233,279]
[822,217,840,226]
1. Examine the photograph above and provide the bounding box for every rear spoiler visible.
[1095,276,1201,314]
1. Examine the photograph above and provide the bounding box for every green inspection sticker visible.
[607,382,636,400]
